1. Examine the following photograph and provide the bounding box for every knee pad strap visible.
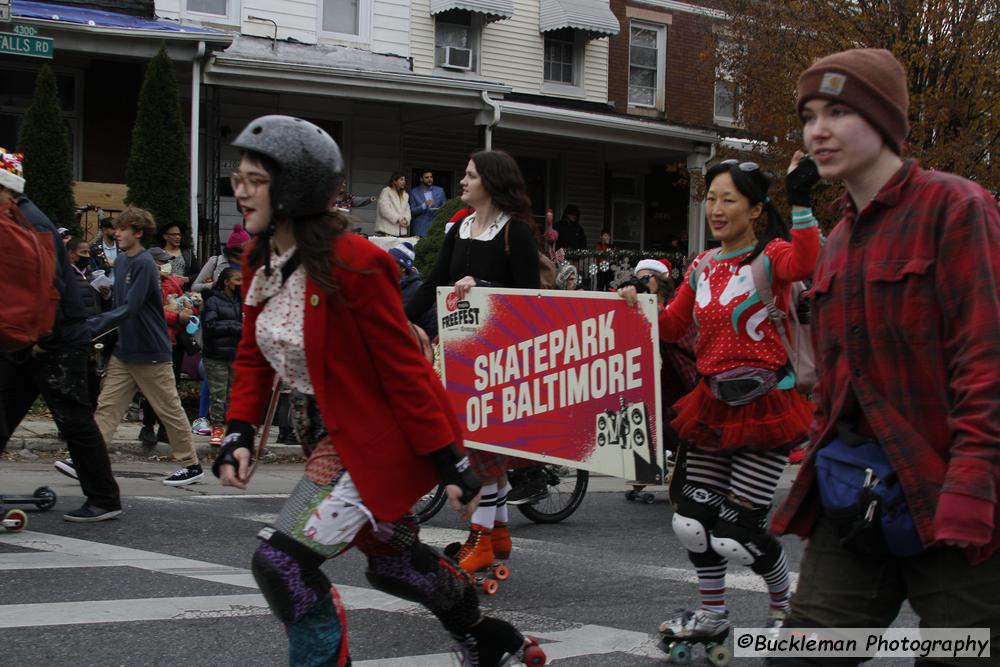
[672,484,725,553]
[709,501,782,571]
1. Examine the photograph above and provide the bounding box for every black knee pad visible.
[672,484,725,553]
[709,500,782,572]
[251,527,331,624]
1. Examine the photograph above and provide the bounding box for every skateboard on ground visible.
[1,486,57,533]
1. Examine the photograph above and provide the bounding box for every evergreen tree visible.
[125,43,189,241]
[18,64,76,230]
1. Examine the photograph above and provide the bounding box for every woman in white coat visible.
[374,172,411,237]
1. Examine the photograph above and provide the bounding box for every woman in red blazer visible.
[212,116,545,667]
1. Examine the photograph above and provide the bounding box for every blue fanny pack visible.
[814,437,924,558]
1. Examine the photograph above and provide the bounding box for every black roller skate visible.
[451,617,546,666]
[658,608,732,666]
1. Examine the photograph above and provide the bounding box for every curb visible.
[5,434,306,463]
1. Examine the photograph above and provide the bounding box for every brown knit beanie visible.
[797,48,909,154]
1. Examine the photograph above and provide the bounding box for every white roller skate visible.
[658,608,732,666]
[451,617,546,666]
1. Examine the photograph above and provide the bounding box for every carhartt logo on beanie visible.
[0,147,25,193]
[797,48,909,154]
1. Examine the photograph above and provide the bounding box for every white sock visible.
[470,483,498,528]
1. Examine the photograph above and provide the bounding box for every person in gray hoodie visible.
[88,206,203,486]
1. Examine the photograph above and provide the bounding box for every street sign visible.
[0,24,53,59]
[0,0,10,23]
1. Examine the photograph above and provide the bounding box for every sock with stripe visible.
[470,483,498,529]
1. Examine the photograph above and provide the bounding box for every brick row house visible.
[1,0,735,256]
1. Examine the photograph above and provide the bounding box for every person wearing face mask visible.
[67,236,110,316]
[620,154,820,647]
[200,267,243,446]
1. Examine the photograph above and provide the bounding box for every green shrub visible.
[414,196,467,276]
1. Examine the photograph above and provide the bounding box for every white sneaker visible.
[54,458,78,480]
[191,417,211,436]
[659,608,731,640]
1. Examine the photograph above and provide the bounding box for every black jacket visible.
[554,219,587,250]
[201,288,242,361]
[17,196,90,350]
[71,267,102,318]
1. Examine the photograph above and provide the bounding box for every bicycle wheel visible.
[517,466,589,524]
[413,484,447,523]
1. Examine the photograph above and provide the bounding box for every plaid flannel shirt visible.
[771,161,1000,563]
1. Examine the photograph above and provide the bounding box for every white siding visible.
[410,0,438,73]
[373,0,412,57]
[583,37,609,102]
[155,0,182,20]
[410,0,609,102]
[480,0,543,92]
[240,0,319,43]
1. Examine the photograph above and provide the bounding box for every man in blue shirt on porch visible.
[409,169,447,237]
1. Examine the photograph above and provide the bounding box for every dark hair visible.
[387,172,406,188]
[469,150,534,226]
[115,206,156,245]
[652,272,676,303]
[560,204,580,221]
[157,223,187,248]
[214,267,240,291]
[66,236,88,254]
[704,160,789,264]
[242,151,352,297]
[419,169,433,178]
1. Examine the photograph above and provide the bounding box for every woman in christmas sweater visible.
[405,149,540,579]
[620,153,821,644]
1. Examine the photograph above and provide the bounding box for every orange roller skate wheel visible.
[523,642,547,665]
[482,578,499,595]
[493,563,510,580]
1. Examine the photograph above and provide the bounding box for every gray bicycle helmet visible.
[231,115,344,218]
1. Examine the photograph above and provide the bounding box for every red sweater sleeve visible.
[767,224,821,283]
[933,491,995,545]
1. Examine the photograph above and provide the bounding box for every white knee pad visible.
[709,534,759,566]
[672,510,711,553]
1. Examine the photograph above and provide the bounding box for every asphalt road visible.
[0,461,918,667]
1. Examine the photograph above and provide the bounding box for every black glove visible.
[785,155,821,208]
[211,419,256,478]
[429,444,482,505]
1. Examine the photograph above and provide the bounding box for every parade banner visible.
[437,287,665,483]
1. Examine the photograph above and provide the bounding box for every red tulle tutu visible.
[671,381,813,452]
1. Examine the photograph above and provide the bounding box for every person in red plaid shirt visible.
[768,49,1000,658]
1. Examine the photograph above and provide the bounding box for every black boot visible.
[451,617,543,666]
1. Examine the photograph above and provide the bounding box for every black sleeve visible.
[405,223,458,321]
[184,248,202,281]
[508,220,541,289]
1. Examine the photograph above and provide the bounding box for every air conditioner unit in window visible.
[442,46,472,71]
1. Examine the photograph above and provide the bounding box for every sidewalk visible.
[5,416,305,463]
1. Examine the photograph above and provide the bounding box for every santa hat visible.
[634,259,669,275]
[0,148,25,194]
[226,223,251,249]
[388,242,416,270]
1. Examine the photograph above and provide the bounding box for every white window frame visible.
[714,79,739,124]
[434,10,483,75]
[184,0,238,23]
[541,29,587,97]
[627,20,666,110]
[318,0,373,44]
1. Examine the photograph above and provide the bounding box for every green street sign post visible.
[0,25,54,59]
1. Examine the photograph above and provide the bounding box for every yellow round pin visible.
[309,294,319,307]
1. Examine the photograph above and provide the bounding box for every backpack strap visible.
[690,248,720,327]
[750,253,796,367]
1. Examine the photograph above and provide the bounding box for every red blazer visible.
[227,232,464,520]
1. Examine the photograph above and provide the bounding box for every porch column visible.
[686,150,710,253]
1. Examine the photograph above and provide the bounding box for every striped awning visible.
[429,0,514,21]
[539,0,620,37]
